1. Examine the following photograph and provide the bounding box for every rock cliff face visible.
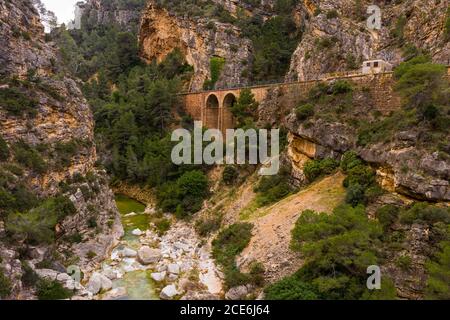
[82,0,145,30]
[0,0,122,299]
[139,1,253,91]
[286,0,450,81]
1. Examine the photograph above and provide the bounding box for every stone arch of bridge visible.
[204,93,220,129]
[221,92,237,131]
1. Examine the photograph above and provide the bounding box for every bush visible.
[343,164,376,189]
[400,203,450,225]
[0,268,12,298]
[36,279,73,300]
[426,242,450,299]
[196,214,223,237]
[222,166,239,185]
[376,205,400,230]
[265,275,318,300]
[254,168,295,207]
[6,196,76,244]
[13,142,47,174]
[0,87,38,117]
[0,135,9,161]
[21,262,39,287]
[212,223,253,287]
[340,151,363,173]
[396,255,412,271]
[345,183,366,207]
[295,104,315,121]
[155,218,171,235]
[157,170,209,218]
[303,158,339,182]
[290,205,383,299]
[332,80,353,95]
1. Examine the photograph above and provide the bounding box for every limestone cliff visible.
[0,0,122,299]
[81,0,146,30]
[139,1,253,91]
[287,0,450,81]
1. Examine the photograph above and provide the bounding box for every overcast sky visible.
[41,0,80,24]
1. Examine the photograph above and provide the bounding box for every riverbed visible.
[104,194,158,300]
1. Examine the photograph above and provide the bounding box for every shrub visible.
[400,203,450,225]
[196,214,223,237]
[345,183,366,207]
[376,205,400,230]
[0,268,12,298]
[332,80,353,94]
[21,262,39,287]
[426,242,450,299]
[265,275,318,300]
[157,170,209,218]
[155,218,171,235]
[0,135,9,161]
[6,196,76,244]
[212,223,253,287]
[203,57,226,89]
[290,205,383,299]
[222,166,239,185]
[13,142,47,174]
[0,87,38,117]
[340,151,363,173]
[36,279,73,300]
[248,261,266,287]
[396,255,412,271]
[303,158,339,182]
[343,164,376,189]
[295,103,315,120]
[254,168,295,207]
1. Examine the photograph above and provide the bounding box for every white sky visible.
[41,0,80,24]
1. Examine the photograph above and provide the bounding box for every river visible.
[101,194,158,300]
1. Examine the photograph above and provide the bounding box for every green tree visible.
[231,89,258,128]
[426,241,450,299]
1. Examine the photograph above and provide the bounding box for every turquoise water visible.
[111,195,158,300]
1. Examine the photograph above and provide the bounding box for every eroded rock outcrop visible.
[0,0,122,299]
[139,1,253,91]
[287,0,450,81]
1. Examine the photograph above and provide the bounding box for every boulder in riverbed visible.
[160,284,178,300]
[132,229,144,236]
[137,246,161,265]
[151,271,166,282]
[87,272,113,294]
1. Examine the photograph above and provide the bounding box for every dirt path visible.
[237,172,346,282]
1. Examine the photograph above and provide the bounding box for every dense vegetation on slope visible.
[55,9,211,218]
[265,201,450,300]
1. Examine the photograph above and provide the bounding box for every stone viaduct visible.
[180,67,450,131]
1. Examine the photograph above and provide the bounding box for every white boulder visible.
[160,284,178,300]
[151,271,166,282]
[137,246,161,265]
[168,264,180,275]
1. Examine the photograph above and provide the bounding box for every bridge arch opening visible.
[222,93,237,130]
[205,94,220,128]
